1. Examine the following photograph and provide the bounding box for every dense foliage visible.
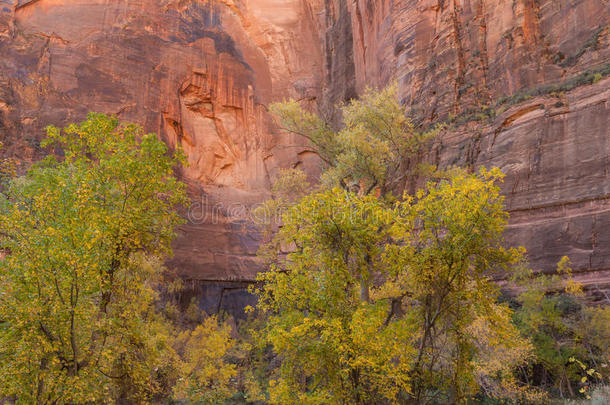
[252,168,538,404]
[269,84,439,196]
[0,86,608,404]
[247,86,609,404]
[0,114,236,404]
[512,258,609,400]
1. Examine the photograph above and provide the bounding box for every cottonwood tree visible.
[382,168,533,403]
[253,167,533,404]
[254,188,414,404]
[0,114,234,403]
[172,316,237,403]
[270,83,438,196]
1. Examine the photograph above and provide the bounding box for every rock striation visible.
[0,0,326,314]
[0,0,608,312]
[321,0,610,302]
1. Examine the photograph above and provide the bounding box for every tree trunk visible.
[360,275,370,303]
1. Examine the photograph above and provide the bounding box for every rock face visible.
[322,0,610,302]
[0,0,326,314]
[0,0,608,313]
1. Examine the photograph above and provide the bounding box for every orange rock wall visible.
[0,0,608,311]
[1,0,325,297]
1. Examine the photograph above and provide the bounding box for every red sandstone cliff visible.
[324,0,610,301]
[0,0,608,311]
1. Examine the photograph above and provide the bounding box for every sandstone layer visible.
[324,0,610,302]
[0,0,608,313]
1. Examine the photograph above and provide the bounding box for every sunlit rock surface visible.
[0,0,608,313]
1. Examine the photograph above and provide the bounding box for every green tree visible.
[254,188,415,404]
[383,167,531,404]
[253,167,532,404]
[173,316,238,403]
[513,257,610,399]
[0,113,188,403]
[270,83,439,196]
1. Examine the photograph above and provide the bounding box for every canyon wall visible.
[0,0,608,313]
[325,0,610,301]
